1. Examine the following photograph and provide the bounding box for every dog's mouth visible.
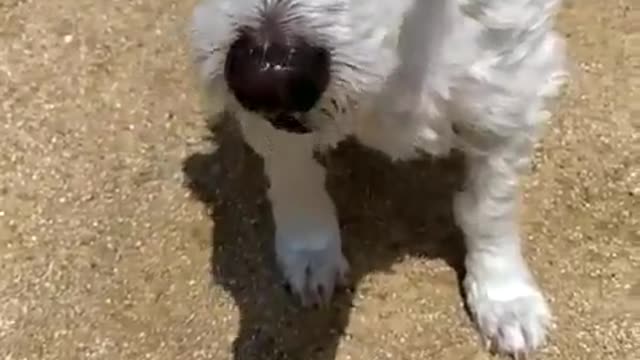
[267,113,312,134]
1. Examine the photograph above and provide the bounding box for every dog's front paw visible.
[465,264,551,357]
[276,230,350,307]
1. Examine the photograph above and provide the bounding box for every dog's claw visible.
[282,282,292,295]
[482,337,492,352]
[513,351,529,360]
[485,338,531,360]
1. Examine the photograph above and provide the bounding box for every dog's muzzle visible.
[223,25,330,134]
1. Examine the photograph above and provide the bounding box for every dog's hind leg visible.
[237,114,349,307]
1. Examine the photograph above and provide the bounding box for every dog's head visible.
[190,0,410,133]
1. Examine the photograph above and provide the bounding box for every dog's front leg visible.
[454,139,551,356]
[238,117,349,307]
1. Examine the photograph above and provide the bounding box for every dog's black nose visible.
[224,28,331,115]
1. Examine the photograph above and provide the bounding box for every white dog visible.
[189,0,568,356]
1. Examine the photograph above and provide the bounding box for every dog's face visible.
[191,0,411,133]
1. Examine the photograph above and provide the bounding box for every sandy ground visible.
[1,0,638,359]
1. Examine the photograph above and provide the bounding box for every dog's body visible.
[190,0,567,356]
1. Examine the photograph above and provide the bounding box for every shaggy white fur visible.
[190,0,568,356]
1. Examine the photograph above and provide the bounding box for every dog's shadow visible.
[182,111,467,360]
